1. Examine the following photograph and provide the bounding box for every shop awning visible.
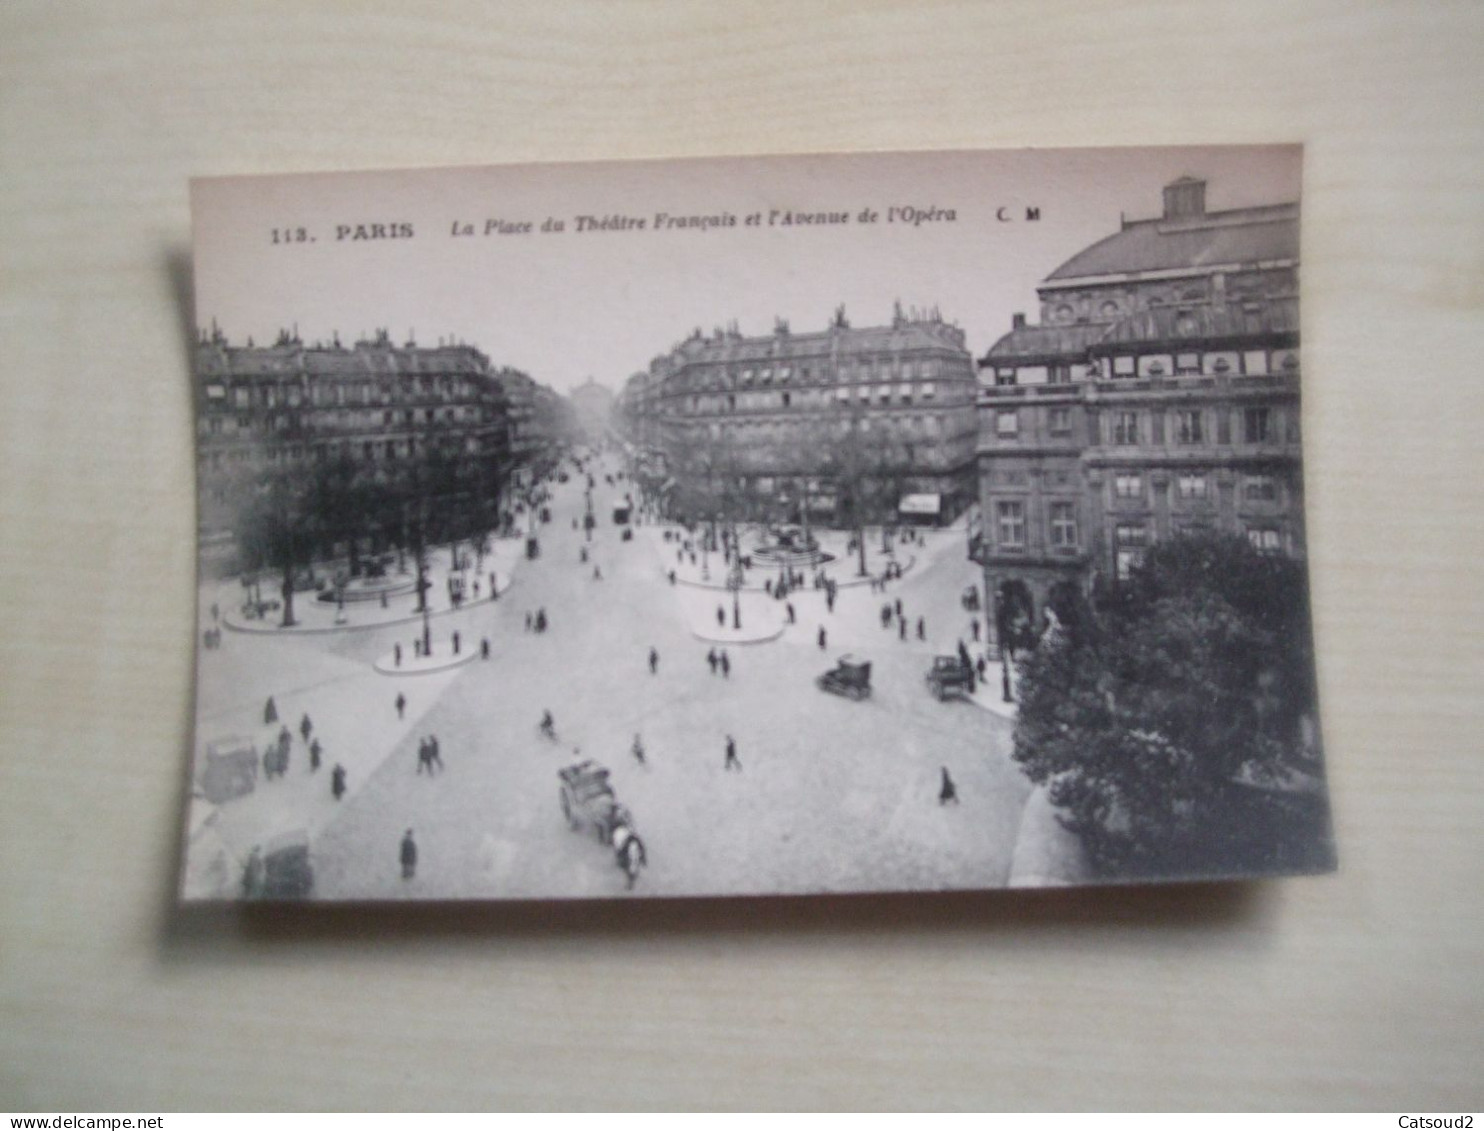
[899,493,941,516]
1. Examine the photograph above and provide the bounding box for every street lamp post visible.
[728,563,743,630]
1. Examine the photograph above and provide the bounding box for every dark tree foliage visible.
[1013,532,1332,880]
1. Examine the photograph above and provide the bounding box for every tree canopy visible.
[1012,532,1332,879]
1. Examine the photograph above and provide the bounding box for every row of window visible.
[990,348,1299,386]
[993,405,1289,446]
[676,356,968,391]
[206,376,488,411]
[994,501,1079,551]
[1114,526,1286,579]
[991,500,1287,569]
[199,434,492,469]
[678,381,969,415]
[202,406,485,436]
[1111,472,1281,503]
[695,413,960,444]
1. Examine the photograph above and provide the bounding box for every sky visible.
[192,145,1301,395]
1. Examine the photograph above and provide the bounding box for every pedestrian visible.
[594,565,602,580]
[971,618,981,642]
[899,618,907,641]
[976,655,987,680]
[429,734,443,773]
[648,646,659,675]
[453,631,461,655]
[826,591,835,614]
[481,637,490,660]
[707,648,718,674]
[309,737,322,772]
[264,696,278,725]
[881,604,892,629]
[211,602,219,622]
[817,625,827,650]
[331,764,346,800]
[894,598,903,618]
[416,737,429,774]
[939,767,959,805]
[524,612,532,632]
[720,651,730,678]
[394,642,402,667]
[786,602,795,625]
[241,847,264,899]
[765,579,773,597]
[400,829,417,880]
[916,616,925,641]
[396,691,406,720]
[724,734,741,772]
[668,569,676,585]
[380,590,389,609]
[632,733,646,766]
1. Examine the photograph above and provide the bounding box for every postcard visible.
[183,145,1332,900]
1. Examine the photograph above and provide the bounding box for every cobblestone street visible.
[187,452,1046,900]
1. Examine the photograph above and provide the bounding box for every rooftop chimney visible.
[1163,176,1206,220]
[1012,312,1026,329]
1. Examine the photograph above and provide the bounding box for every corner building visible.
[973,176,1303,648]
[640,305,978,526]
[195,327,512,571]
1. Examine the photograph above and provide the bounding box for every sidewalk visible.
[214,536,526,637]
[641,519,932,593]
[1007,782,1090,887]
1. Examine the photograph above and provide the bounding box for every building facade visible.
[568,377,616,444]
[973,177,1303,649]
[626,305,978,526]
[195,327,513,572]
[493,365,572,486]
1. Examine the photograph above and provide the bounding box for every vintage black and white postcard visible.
[183,146,1333,901]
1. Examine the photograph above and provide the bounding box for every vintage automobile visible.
[199,736,258,804]
[816,654,872,701]
[612,503,631,524]
[961,585,982,612]
[925,655,976,702]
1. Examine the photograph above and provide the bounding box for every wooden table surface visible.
[1,1,1481,1112]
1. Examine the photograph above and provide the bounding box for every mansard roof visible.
[672,319,968,368]
[1044,202,1298,284]
[197,338,490,380]
[981,323,1110,365]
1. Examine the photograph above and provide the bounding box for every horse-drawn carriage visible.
[816,654,872,701]
[558,760,646,888]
